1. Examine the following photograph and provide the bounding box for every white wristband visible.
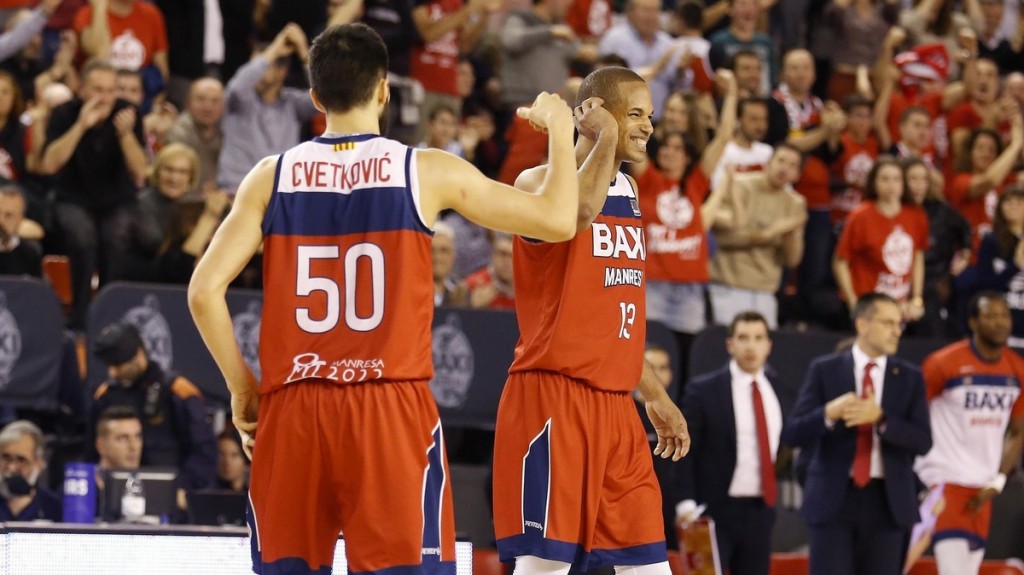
[989,473,1007,494]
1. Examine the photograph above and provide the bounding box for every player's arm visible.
[418,93,578,242]
[188,156,272,454]
[638,361,690,461]
[572,97,620,231]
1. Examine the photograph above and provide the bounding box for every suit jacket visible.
[679,365,793,516]
[780,351,932,527]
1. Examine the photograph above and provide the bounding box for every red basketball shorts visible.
[933,483,992,550]
[246,379,456,575]
[492,370,667,570]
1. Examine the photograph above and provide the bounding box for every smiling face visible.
[613,81,655,163]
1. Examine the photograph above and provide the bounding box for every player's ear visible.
[377,76,390,108]
[309,89,326,114]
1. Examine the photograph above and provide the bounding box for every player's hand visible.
[517,91,571,133]
[646,397,690,461]
[842,390,883,427]
[967,487,999,515]
[573,96,616,141]
[231,386,260,460]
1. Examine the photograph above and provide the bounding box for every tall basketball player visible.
[188,23,580,575]
[492,67,690,575]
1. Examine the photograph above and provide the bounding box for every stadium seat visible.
[473,548,507,575]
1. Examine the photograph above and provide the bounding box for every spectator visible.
[0,420,60,521]
[499,0,595,114]
[40,59,146,331]
[155,191,230,285]
[711,97,773,189]
[947,113,1024,256]
[360,0,419,144]
[974,0,1024,75]
[976,186,1024,345]
[904,158,972,338]
[782,292,932,575]
[834,157,929,323]
[680,311,790,575]
[915,291,1024,575]
[632,70,739,379]
[649,90,709,162]
[465,233,514,310]
[215,428,249,492]
[432,221,467,307]
[598,0,680,121]
[216,23,317,193]
[830,95,880,225]
[74,0,169,100]
[410,0,497,139]
[91,322,217,490]
[947,59,1009,172]
[0,185,41,277]
[766,49,846,317]
[708,0,775,96]
[0,0,64,99]
[709,144,807,328]
[164,77,224,196]
[0,70,27,185]
[417,104,464,157]
[878,104,937,168]
[114,67,143,107]
[564,0,611,40]
[728,48,766,98]
[899,0,975,81]
[822,0,899,103]
[1,15,77,107]
[152,0,222,107]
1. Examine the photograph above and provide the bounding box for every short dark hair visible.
[728,311,771,337]
[96,405,141,437]
[959,128,1003,173]
[737,97,768,118]
[771,142,803,162]
[844,94,873,113]
[308,23,388,114]
[428,104,457,123]
[852,292,898,321]
[596,53,629,68]
[82,59,116,83]
[576,66,645,110]
[968,290,1008,320]
[675,0,703,30]
[728,49,762,70]
[899,105,931,125]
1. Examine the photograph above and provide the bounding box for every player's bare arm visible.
[573,97,620,231]
[638,361,690,461]
[188,156,274,457]
[417,92,579,242]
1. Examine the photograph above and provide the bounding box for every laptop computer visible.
[99,467,178,523]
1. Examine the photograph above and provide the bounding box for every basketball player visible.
[915,291,1024,575]
[492,67,690,575]
[188,24,581,575]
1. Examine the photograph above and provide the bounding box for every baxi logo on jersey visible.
[232,301,262,382]
[0,292,21,392]
[429,314,474,408]
[593,222,646,288]
[122,295,173,372]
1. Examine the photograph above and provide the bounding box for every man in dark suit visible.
[782,292,932,575]
[679,311,790,575]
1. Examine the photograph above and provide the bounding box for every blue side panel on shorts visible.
[588,542,668,568]
[350,564,455,575]
[249,494,332,575]
[421,423,447,571]
[933,529,987,551]
[523,420,552,536]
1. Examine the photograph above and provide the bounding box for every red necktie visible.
[852,362,876,488]
[751,381,777,507]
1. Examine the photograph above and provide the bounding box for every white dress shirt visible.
[851,344,886,479]
[727,360,783,498]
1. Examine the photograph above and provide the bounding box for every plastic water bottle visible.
[121,474,146,521]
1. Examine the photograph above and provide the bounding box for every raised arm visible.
[967,111,1024,197]
[700,70,738,177]
[417,92,579,242]
[80,0,111,59]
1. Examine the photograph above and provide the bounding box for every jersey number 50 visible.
[295,244,384,333]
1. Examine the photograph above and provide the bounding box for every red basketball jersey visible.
[509,174,647,392]
[259,134,435,394]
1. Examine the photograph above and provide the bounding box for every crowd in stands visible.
[0,0,1023,533]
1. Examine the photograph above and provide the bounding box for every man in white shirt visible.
[679,311,789,575]
[711,97,773,189]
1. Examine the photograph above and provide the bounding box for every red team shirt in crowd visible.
[831,132,880,224]
[836,202,929,301]
[411,0,462,96]
[636,165,710,283]
[259,135,435,394]
[73,2,168,71]
[946,172,1015,256]
[886,89,948,169]
[464,266,516,310]
[510,174,646,392]
[564,0,611,39]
